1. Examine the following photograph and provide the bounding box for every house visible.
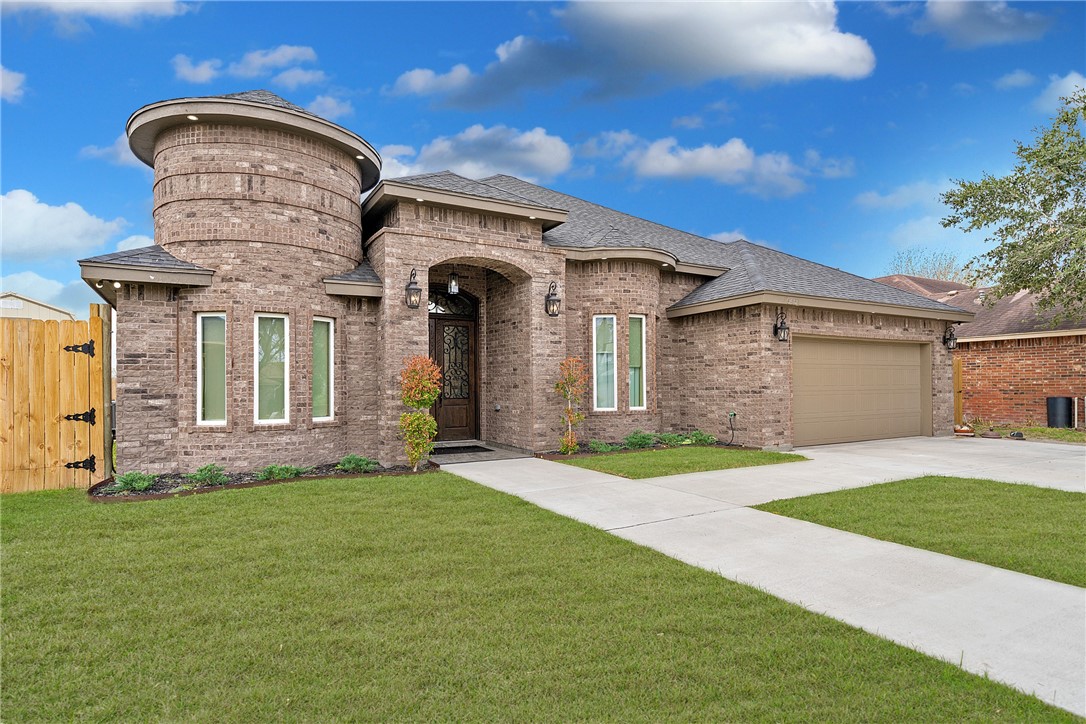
[0,292,76,321]
[876,274,1085,427]
[78,91,972,473]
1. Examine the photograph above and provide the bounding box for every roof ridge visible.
[734,242,766,290]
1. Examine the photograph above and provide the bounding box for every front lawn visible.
[559,445,805,479]
[980,425,1085,445]
[2,474,1070,721]
[758,476,1086,587]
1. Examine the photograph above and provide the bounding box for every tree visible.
[554,356,589,455]
[885,247,968,283]
[398,355,442,472]
[941,88,1086,322]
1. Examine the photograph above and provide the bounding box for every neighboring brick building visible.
[876,275,1086,428]
[80,91,971,472]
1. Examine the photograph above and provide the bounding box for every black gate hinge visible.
[64,408,96,425]
[63,340,95,357]
[65,455,96,472]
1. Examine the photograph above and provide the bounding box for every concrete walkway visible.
[445,437,1086,716]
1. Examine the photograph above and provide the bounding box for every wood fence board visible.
[87,312,106,485]
[58,321,81,489]
[0,321,15,493]
[43,321,62,485]
[27,317,46,490]
[9,320,32,494]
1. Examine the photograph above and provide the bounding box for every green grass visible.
[980,425,1085,444]
[559,445,806,479]
[758,476,1086,587]
[2,474,1072,721]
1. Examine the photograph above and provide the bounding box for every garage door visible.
[793,337,928,446]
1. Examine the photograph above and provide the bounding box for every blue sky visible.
[2,0,1083,317]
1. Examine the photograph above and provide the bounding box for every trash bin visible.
[1046,396,1073,428]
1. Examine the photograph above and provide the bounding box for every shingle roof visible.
[216,90,308,114]
[875,274,972,296]
[324,260,381,284]
[383,170,967,317]
[79,245,211,271]
[874,275,1085,336]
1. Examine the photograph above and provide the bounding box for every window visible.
[629,315,646,409]
[593,315,617,411]
[197,313,226,425]
[255,314,289,423]
[312,318,334,421]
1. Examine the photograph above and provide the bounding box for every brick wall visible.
[956,335,1086,426]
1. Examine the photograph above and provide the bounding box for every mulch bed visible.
[89,462,440,503]
[536,442,758,461]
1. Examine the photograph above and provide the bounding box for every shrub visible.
[187,464,228,487]
[257,464,311,481]
[555,356,589,454]
[588,439,619,453]
[624,429,657,449]
[336,454,379,474]
[113,471,156,492]
[398,356,442,472]
[688,429,718,446]
[657,432,689,447]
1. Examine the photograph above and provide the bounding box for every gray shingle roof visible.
[216,90,308,114]
[390,171,555,207]
[79,245,211,271]
[325,260,381,284]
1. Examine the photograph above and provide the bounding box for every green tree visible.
[941,88,1085,321]
[885,247,968,283]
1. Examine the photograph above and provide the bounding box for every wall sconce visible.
[544,281,561,317]
[772,311,790,342]
[404,269,422,309]
[942,323,958,350]
[448,271,459,295]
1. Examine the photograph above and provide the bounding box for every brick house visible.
[876,274,1086,427]
[79,91,972,473]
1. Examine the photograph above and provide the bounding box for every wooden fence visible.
[952,357,964,426]
[1,305,113,493]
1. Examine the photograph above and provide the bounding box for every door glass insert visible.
[442,325,470,399]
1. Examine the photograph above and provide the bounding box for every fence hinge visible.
[63,340,95,357]
[64,455,96,473]
[64,408,96,425]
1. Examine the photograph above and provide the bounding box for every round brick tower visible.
[119,91,384,472]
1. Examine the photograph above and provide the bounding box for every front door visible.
[428,290,477,441]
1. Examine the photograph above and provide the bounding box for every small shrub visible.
[257,464,311,481]
[688,429,718,446]
[336,454,379,474]
[588,439,619,453]
[113,471,156,492]
[555,356,590,454]
[187,464,229,487]
[657,433,689,447]
[399,411,438,472]
[399,356,442,471]
[624,429,657,449]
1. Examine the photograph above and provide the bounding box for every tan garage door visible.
[793,337,929,446]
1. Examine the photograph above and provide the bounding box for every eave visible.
[362,180,568,230]
[667,291,976,322]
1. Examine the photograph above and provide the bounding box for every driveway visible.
[444,437,1086,716]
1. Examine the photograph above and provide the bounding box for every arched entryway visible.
[428,287,478,441]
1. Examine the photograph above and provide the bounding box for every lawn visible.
[2,473,1072,721]
[979,425,1085,445]
[758,476,1086,587]
[558,445,806,479]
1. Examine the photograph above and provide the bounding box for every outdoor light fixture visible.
[404,269,422,309]
[95,280,104,289]
[772,311,790,342]
[544,281,561,317]
[448,271,459,295]
[186,115,199,121]
[943,323,958,350]
[112,281,122,290]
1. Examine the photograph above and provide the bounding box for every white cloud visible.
[227,44,317,77]
[79,133,142,168]
[854,181,945,210]
[171,53,220,83]
[0,271,99,319]
[273,67,327,89]
[579,130,639,159]
[389,2,874,106]
[379,145,420,179]
[389,64,474,96]
[803,149,855,179]
[671,115,704,130]
[709,228,777,249]
[1,65,26,102]
[3,0,192,34]
[116,235,154,251]
[306,95,353,120]
[913,1,1051,48]
[1033,71,1085,113]
[952,82,977,96]
[1,190,126,261]
[995,69,1037,90]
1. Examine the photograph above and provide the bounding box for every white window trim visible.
[592,314,617,412]
[629,314,647,411]
[312,317,335,422]
[196,312,227,426]
[254,313,290,424]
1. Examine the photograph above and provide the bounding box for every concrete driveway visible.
[445,437,1086,716]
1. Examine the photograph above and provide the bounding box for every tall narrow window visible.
[197,313,226,425]
[255,314,289,423]
[593,315,617,411]
[629,315,646,409]
[312,318,334,421]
